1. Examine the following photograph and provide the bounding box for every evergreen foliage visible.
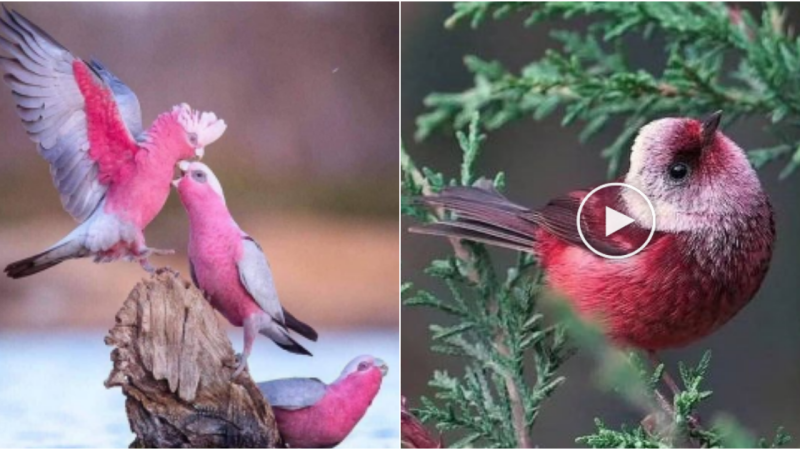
[403,116,571,448]
[417,2,800,179]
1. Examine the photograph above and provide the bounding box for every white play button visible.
[576,182,657,260]
[605,207,635,237]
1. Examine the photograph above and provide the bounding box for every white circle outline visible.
[575,182,656,260]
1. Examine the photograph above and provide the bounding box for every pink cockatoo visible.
[174,161,318,377]
[258,355,388,448]
[0,7,226,278]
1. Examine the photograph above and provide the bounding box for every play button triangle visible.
[605,207,635,237]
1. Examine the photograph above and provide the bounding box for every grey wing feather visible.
[0,8,142,222]
[257,378,327,410]
[88,58,143,139]
[237,236,285,323]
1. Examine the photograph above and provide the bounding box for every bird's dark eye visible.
[668,162,690,182]
[188,132,198,146]
[357,362,369,371]
[192,170,207,183]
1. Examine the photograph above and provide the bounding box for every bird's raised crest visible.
[173,103,227,148]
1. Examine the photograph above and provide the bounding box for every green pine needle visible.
[418,1,800,179]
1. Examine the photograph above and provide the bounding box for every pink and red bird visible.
[174,161,317,377]
[0,7,226,278]
[258,355,388,448]
[413,112,775,351]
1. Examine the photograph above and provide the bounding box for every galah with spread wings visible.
[0,7,226,278]
[174,162,318,378]
[258,355,388,448]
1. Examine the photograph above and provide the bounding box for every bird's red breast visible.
[536,190,774,350]
[413,181,774,351]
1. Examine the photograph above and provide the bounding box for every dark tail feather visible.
[260,321,314,356]
[410,222,535,253]
[5,255,64,278]
[4,243,82,279]
[411,186,538,251]
[283,308,319,342]
[274,335,313,356]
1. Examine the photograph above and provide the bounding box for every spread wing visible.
[257,378,327,410]
[87,58,143,138]
[237,236,285,323]
[0,7,142,222]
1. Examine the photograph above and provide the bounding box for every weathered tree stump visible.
[104,270,282,448]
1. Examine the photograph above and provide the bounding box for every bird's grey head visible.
[623,112,764,232]
[339,355,388,380]
[174,161,226,204]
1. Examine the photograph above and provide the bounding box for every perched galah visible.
[0,7,226,278]
[174,161,318,377]
[258,355,388,448]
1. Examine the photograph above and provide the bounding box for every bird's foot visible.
[641,412,667,437]
[653,388,675,416]
[155,266,181,278]
[647,351,681,396]
[139,258,156,273]
[140,247,175,257]
[138,247,175,274]
[231,353,248,379]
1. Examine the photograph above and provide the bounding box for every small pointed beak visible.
[375,358,388,377]
[173,160,191,188]
[195,147,205,159]
[701,110,722,146]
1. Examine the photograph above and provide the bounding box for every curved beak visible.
[701,110,722,147]
[375,358,388,377]
[172,161,191,188]
[195,147,205,159]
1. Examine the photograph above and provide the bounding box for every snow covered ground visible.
[0,329,399,448]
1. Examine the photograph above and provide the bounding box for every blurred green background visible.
[402,3,800,447]
[0,2,399,332]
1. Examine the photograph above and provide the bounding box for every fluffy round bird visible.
[174,161,318,377]
[258,355,388,448]
[0,7,227,278]
[413,112,775,351]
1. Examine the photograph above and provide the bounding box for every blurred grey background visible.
[402,3,800,447]
[0,2,399,331]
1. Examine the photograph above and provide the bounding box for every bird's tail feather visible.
[410,186,538,252]
[274,336,313,357]
[283,308,318,342]
[4,241,86,279]
[260,321,313,357]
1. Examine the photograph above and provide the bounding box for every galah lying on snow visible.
[0,7,226,278]
[258,355,388,448]
[173,162,318,378]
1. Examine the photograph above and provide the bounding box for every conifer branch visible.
[418,2,800,179]
[402,116,569,448]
